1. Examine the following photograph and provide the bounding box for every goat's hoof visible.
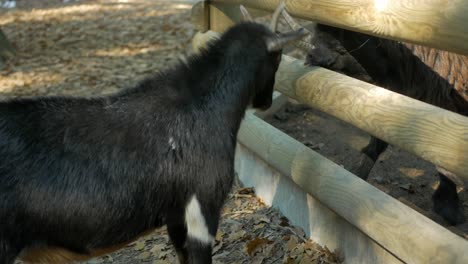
[349,155,374,180]
[432,190,465,225]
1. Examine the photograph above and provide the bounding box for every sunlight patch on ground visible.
[0,0,195,98]
[93,44,163,57]
[398,167,425,178]
[0,4,136,25]
[0,72,64,93]
[348,134,369,150]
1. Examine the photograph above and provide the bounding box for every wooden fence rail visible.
[237,112,468,264]
[191,1,468,263]
[208,0,468,55]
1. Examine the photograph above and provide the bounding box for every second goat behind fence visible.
[277,5,468,226]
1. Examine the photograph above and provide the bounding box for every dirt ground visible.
[1,0,340,263]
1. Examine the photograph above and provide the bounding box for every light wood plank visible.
[275,54,468,180]
[210,0,468,55]
[190,1,210,32]
[238,113,468,264]
[235,144,404,264]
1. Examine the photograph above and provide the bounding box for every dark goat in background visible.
[0,5,306,263]
[278,8,468,225]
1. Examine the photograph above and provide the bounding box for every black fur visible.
[0,22,282,263]
[305,24,467,225]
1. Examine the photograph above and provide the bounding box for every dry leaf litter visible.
[2,0,340,263]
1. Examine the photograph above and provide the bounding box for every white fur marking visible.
[185,195,214,244]
[169,137,176,150]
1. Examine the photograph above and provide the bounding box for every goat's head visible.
[236,4,308,110]
[274,5,373,82]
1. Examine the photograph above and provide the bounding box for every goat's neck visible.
[203,60,258,124]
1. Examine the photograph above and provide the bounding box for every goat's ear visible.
[265,29,309,52]
[239,5,253,22]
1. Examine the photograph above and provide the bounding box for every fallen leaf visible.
[105,255,113,262]
[292,226,306,238]
[150,244,166,254]
[287,236,299,251]
[159,250,170,258]
[216,230,224,241]
[263,242,277,256]
[284,256,295,264]
[253,223,265,231]
[212,240,223,254]
[133,241,145,251]
[300,254,314,264]
[290,243,305,257]
[237,187,254,195]
[245,237,272,256]
[228,230,246,240]
[257,215,271,224]
[137,251,151,260]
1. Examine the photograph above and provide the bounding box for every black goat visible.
[278,8,468,225]
[0,5,306,263]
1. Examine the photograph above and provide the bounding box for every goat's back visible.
[405,44,468,101]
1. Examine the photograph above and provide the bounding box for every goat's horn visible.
[269,1,286,32]
[266,28,309,52]
[239,5,253,22]
[280,8,302,31]
[280,8,315,50]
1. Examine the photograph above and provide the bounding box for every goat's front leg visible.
[351,136,388,180]
[167,195,219,264]
[432,170,465,225]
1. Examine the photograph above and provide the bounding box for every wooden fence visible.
[190,1,468,263]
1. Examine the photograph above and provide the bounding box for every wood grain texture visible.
[191,31,468,180]
[238,113,468,264]
[235,144,404,264]
[209,3,271,32]
[190,1,210,32]
[210,0,468,55]
[190,28,468,263]
[275,55,468,180]
[209,3,236,33]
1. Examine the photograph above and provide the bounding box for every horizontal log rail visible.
[238,112,468,264]
[208,0,468,55]
[191,2,468,263]
[192,31,468,180]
